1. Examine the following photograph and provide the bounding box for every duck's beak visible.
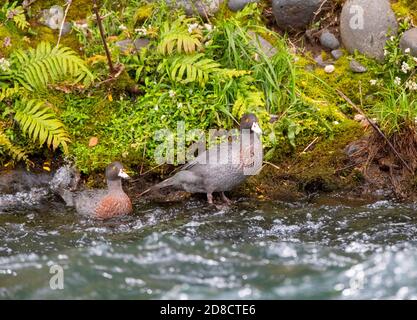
[118,168,130,179]
[251,122,262,135]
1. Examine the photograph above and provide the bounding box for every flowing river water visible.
[1,195,417,299]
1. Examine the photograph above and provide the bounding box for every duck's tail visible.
[138,177,176,197]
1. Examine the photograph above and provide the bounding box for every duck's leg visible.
[207,193,214,204]
[221,192,232,205]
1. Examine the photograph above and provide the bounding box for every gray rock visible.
[115,39,134,52]
[331,49,343,60]
[272,0,324,30]
[41,5,63,30]
[314,54,326,67]
[320,31,340,49]
[228,0,259,12]
[134,38,151,50]
[116,38,151,53]
[349,59,367,73]
[248,31,277,58]
[400,28,417,57]
[158,0,223,17]
[340,0,397,61]
[59,22,72,36]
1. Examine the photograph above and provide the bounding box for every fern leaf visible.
[0,130,29,163]
[14,99,70,153]
[0,85,20,102]
[158,18,202,55]
[10,42,94,91]
[169,54,221,86]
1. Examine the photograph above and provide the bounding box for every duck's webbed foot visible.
[221,192,232,205]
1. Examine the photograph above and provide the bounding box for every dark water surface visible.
[1,196,417,299]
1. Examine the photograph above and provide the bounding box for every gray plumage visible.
[152,114,263,204]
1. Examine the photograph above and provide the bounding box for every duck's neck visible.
[240,130,259,146]
[107,179,123,193]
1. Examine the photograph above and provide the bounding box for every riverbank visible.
[1,0,417,201]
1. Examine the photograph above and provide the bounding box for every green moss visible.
[29,0,92,22]
[0,23,30,56]
[296,52,379,112]
[392,0,417,23]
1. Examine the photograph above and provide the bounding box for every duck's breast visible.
[94,192,132,219]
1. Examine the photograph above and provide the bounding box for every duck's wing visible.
[72,189,107,216]
[181,141,237,171]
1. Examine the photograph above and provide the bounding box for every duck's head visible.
[240,113,262,135]
[106,162,130,181]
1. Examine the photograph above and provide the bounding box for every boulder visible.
[272,0,324,30]
[159,0,223,17]
[340,0,397,61]
[400,28,417,57]
[228,0,259,12]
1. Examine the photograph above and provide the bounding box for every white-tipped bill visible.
[251,122,262,135]
[118,169,130,179]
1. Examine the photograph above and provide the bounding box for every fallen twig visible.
[56,0,72,47]
[337,89,414,174]
[92,0,115,74]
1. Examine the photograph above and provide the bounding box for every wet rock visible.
[248,31,277,58]
[320,31,340,50]
[350,59,367,73]
[156,0,223,17]
[340,0,397,61]
[331,49,343,60]
[272,0,324,30]
[0,169,51,194]
[228,0,259,11]
[400,28,417,57]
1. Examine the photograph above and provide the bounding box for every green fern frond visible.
[169,54,221,86]
[13,11,29,30]
[11,42,94,91]
[14,99,70,153]
[158,17,202,55]
[0,85,20,102]
[232,85,265,119]
[0,130,29,163]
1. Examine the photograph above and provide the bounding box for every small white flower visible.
[0,57,11,72]
[405,80,417,91]
[413,57,417,64]
[384,49,389,57]
[401,61,410,74]
[135,27,147,36]
[390,36,395,41]
[333,121,339,125]
[370,79,378,86]
[177,102,183,108]
[154,105,159,111]
[169,90,176,98]
[118,24,127,31]
[394,77,401,86]
[187,23,199,34]
[405,48,411,54]
[204,23,213,31]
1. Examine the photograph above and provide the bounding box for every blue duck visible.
[53,162,132,219]
[150,113,263,204]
